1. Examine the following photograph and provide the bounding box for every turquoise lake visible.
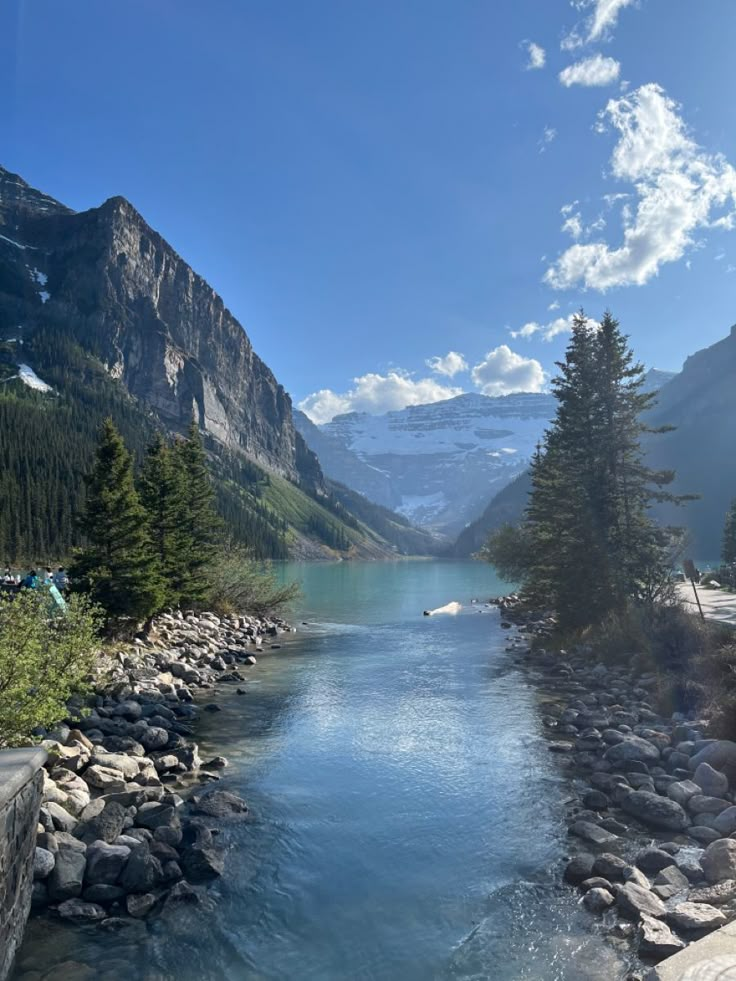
[15,561,632,980]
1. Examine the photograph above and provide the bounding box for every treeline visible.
[0,330,293,562]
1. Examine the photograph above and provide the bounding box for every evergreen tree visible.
[500,311,680,630]
[138,433,188,606]
[172,419,222,605]
[723,498,736,566]
[70,419,164,621]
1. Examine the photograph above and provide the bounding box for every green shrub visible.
[0,591,102,747]
[206,551,300,617]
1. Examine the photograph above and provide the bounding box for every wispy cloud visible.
[523,40,546,70]
[563,0,638,48]
[545,83,736,291]
[539,125,557,153]
[560,53,621,87]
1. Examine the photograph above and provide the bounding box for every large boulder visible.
[563,854,595,885]
[604,736,660,766]
[57,898,107,922]
[688,879,736,905]
[89,753,140,781]
[667,902,727,932]
[636,848,677,874]
[701,839,736,883]
[190,791,248,820]
[616,881,666,920]
[75,801,127,845]
[689,740,736,785]
[620,791,689,831]
[180,846,224,881]
[33,847,56,881]
[712,806,736,837]
[84,842,131,886]
[694,762,730,798]
[119,845,163,894]
[638,914,686,960]
[47,845,86,901]
[135,803,180,831]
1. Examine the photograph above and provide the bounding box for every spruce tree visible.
[172,419,222,606]
[71,419,164,622]
[513,311,680,630]
[138,433,188,606]
[723,498,736,566]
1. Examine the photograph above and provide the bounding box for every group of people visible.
[2,566,69,590]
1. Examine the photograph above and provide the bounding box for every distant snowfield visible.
[17,363,53,392]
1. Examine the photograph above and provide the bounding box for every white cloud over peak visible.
[560,54,621,87]
[470,346,546,395]
[298,370,463,424]
[545,83,736,291]
[563,0,637,48]
[425,351,469,377]
[524,41,546,70]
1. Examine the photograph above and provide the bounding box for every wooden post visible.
[683,558,705,622]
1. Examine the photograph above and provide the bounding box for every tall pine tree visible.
[509,312,680,630]
[172,419,222,606]
[71,419,164,622]
[138,433,188,607]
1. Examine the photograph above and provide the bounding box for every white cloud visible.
[562,212,584,239]
[539,125,557,153]
[425,351,468,377]
[545,83,736,291]
[563,0,637,48]
[511,313,601,342]
[548,300,561,311]
[298,370,463,424]
[470,345,546,395]
[560,54,621,88]
[524,41,546,70]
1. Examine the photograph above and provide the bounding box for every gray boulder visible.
[82,884,125,904]
[621,791,689,831]
[75,801,127,845]
[190,790,248,819]
[119,846,163,893]
[180,846,225,881]
[47,846,86,901]
[666,780,700,807]
[616,881,666,920]
[688,880,736,905]
[694,762,729,798]
[701,839,736,883]
[689,740,736,783]
[564,854,595,885]
[636,848,677,873]
[57,898,107,922]
[135,802,180,831]
[84,842,131,885]
[583,887,614,912]
[33,847,55,880]
[638,914,686,960]
[667,902,726,932]
[604,736,660,766]
[570,821,618,846]
[713,805,736,836]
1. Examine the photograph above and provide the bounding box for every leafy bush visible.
[206,551,300,617]
[0,591,102,747]
[480,523,531,582]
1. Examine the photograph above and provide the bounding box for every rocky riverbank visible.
[17,609,292,966]
[495,593,736,978]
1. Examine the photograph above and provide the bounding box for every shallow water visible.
[15,561,632,980]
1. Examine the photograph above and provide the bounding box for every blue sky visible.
[3,0,736,422]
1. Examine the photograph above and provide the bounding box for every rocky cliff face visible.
[0,165,314,482]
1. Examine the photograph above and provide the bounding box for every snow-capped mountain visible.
[295,392,557,536]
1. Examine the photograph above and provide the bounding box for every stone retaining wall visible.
[0,748,47,981]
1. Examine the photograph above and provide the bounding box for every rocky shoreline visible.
[18,609,292,966]
[496,593,736,978]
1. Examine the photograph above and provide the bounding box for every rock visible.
[694,762,730,798]
[583,887,615,912]
[84,842,131,885]
[616,881,667,920]
[623,866,651,890]
[180,845,224,881]
[47,845,86,901]
[582,790,609,811]
[689,740,736,784]
[713,806,736,836]
[569,821,618,846]
[57,898,107,922]
[564,854,595,885]
[82,765,127,792]
[82,884,125,904]
[190,790,248,819]
[138,726,169,751]
[621,791,689,831]
[164,880,200,908]
[89,752,141,781]
[119,846,163,893]
[667,780,701,807]
[689,880,736,906]
[135,802,179,831]
[702,839,736,883]
[668,901,727,932]
[125,892,157,918]
[44,801,78,833]
[593,853,629,881]
[75,801,127,845]
[688,795,731,815]
[654,865,690,891]
[202,756,228,770]
[675,850,705,883]
[604,736,660,766]
[636,848,677,874]
[638,914,686,960]
[580,877,613,892]
[33,847,55,880]
[690,826,722,845]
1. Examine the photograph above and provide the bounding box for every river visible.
[15,561,632,981]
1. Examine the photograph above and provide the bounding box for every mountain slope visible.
[0,164,431,561]
[296,392,556,536]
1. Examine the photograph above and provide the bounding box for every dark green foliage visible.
[723,498,736,565]
[172,419,223,605]
[487,312,683,630]
[138,434,189,606]
[70,419,164,622]
[480,523,531,582]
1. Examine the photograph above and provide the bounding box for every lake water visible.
[15,561,632,981]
